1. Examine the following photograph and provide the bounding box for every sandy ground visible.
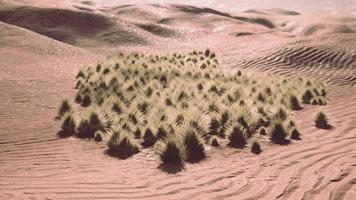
[0,1,355,199]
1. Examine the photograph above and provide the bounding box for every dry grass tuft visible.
[315,111,331,129]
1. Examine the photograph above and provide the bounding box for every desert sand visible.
[0,0,355,199]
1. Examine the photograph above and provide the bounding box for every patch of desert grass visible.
[55,49,327,171]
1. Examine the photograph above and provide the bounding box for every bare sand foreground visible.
[0,0,356,199]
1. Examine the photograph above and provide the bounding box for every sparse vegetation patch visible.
[56,49,327,171]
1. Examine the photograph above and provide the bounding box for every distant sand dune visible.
[0,6,147,46]
[230,34,356,86]
[135,23,178,38]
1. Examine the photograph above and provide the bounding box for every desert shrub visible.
[142,128,157,147]
[75,94,82,103]
[259,127,267,135]
[302,90,313,104]
[237,115,250,131]
[107,131,139,158]
[239,100,245,106]
[313,88,320,96]
[236,70,242,76]
[81,94,91,107]
[59,112,76,137]
[94,130,104,142]
[251,141,262,154]
[157,126,168,139]
[228,126,247,148]
[145,87,153,98]
[182,127,206,162]
[96,64,102,72]
[289,95,301,110]
[56,99,72,120]
[175,114,184,126]
[265,87,272,96]
[314,112,329,129]
[204,49,210,57]
[290,128,301,140]
[275,107,288,121]
[112,101,123,114]
[103,68,110,75]
[311,99,318,105]
[134,127,141,139]
[157,136,185,163]
[211,136,220,147]
[77,110,106,138]
[257,92,265,102]
[218,111,229,137]
[209,117,220,136]
[76,70,85,79]
[57,49,327,169]
[288,120,296,128]
[197,83,203,90]
[306,81,312,87]
[165,98,173,106]
[270,121,288,144]
[317,99,323,106]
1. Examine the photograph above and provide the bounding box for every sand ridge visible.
[0,1,355,199]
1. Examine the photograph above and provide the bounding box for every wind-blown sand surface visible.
[0,1,355,199]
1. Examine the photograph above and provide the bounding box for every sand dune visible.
[230,34,356,86]
[0,6,148,47]
[135,23,178,38]
[0,1,355,199]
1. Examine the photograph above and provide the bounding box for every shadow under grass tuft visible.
[57,130,74,138]
[105,148,138,160]
[158,163,185,174]
[272,139,291,145]
[186,153,206,164]
[317,124,333,130]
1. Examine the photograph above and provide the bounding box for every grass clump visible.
[228,126,247,148]
[134,128,141,139]
[302,90,313,104]
[142,128,157,147]
[289,95,301,110]
[270,121,289,144]
[211,136,220,147]
[156,135,186,173]
[107,131,139,159]
[251,141,262,154]
[290,128,301,140]
[94,130,104,142]
[181,127,206,162]
[314,112,330,129]
[58,112,76,138]
[259,127,267,135]
[77,110,107,138]
[56,99,72,120]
